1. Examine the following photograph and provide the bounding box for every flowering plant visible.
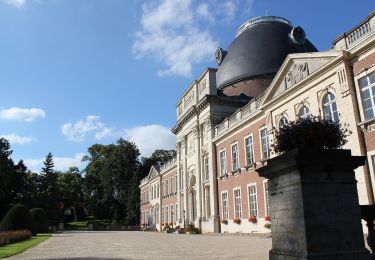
[265,216,271,221]
[272,116,351,153]
[221,219,228,225]
[248,216,257,223]
[233,218,241,224]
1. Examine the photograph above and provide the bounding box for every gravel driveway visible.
[7,231,271,260]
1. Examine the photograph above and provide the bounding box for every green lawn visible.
[0,234,51,258]
[65,221,88,230]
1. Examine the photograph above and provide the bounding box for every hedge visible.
[0,205,32,232]
[30,208,49,234]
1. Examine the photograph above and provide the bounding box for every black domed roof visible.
[216,16,317,90]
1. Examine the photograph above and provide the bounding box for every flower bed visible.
[221,219,228,225]
[248,216,257,223]
[0,230,32,246]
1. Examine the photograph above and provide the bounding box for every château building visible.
[140,11,375,234]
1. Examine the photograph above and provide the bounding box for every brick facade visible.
[353,51,375,76]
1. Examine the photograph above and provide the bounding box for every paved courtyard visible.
[8,231,271,260]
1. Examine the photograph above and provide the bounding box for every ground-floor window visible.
[248,184,258,217]
[233,188,242,219]
[221,192,228,220]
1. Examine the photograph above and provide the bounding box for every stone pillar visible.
[257,149,370,260]
[193,125,203,230]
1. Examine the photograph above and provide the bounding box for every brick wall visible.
[353,51,375,76]
[216,117,269,221]
[365,130,375,151]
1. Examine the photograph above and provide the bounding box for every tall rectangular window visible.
[171,205,174,224]
[179,169,183,190]
[231,143,239,171]
[166,206,169,223]
[170,177,173,194]
[221,192,228,220]
[166,180,169,195]
[248,184,258,217]
[261,128,270,159]
[161,207,164,224]
[219,150,227,176]
[175,174,178,192]
[204,157,209,181]
[233,188,242,219]
[245,135,254,165]
[359,72,375,120]
[176,203,178,221]
[264,181,270,216]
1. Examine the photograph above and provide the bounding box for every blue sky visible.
[0,0,374,172]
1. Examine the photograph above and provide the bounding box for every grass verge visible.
[0,234,51,258]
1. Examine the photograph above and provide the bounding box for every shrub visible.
[264,223,271,229]
[221,219,228,225]
[30,208,49,234]
[0,230,32,246]
[0,205,32,232]
[248,216,257,223]
[273,116,351,153]
[233,218,241,224]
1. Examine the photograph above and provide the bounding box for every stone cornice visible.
[172,95,250,134]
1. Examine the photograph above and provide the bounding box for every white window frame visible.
[279,116,288,129]
[204,156,209,181]
[221,190,229,220]
[170,177,173,194]
[244,133,254,166]
[260,127,270,159]
[359,72,375,120]
[231,142,240,172]
[219,149,227,176]
[233,187,242,219]
[247,183,258,217]
[323,92,339,122]
[298,105,310,119]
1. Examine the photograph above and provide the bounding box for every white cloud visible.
[133,0,219,77]
[2,0,43,8]
[2,0,26,8]
[124,124,175,157]
[196,3,214,23]
[62,116,175,157]
[0,133,36,145]
[24,153,85,172]
[0,107,46,122]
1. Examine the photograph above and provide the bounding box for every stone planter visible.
[257,149,370,260]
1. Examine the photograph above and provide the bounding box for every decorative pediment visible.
[262,52,341,105]
[147,165,160,180]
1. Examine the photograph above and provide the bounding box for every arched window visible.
[323,92,339,122]
[298,106,310,119]
[279,117,288,128]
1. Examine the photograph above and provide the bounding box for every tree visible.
[41,152,54,175]
[58,167,85,221]
[139,149,176,179]
[39,153,61,225]
[83,138,140,224]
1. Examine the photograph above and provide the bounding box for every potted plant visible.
[264,223,271,229]
[221,219,228,225]
[272,116,351,154]
[248,216,257,223]
[233,218,241,224]
[265,216,271,221]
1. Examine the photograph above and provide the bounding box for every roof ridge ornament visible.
[236,16,292,38]
[289,26,306,45]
